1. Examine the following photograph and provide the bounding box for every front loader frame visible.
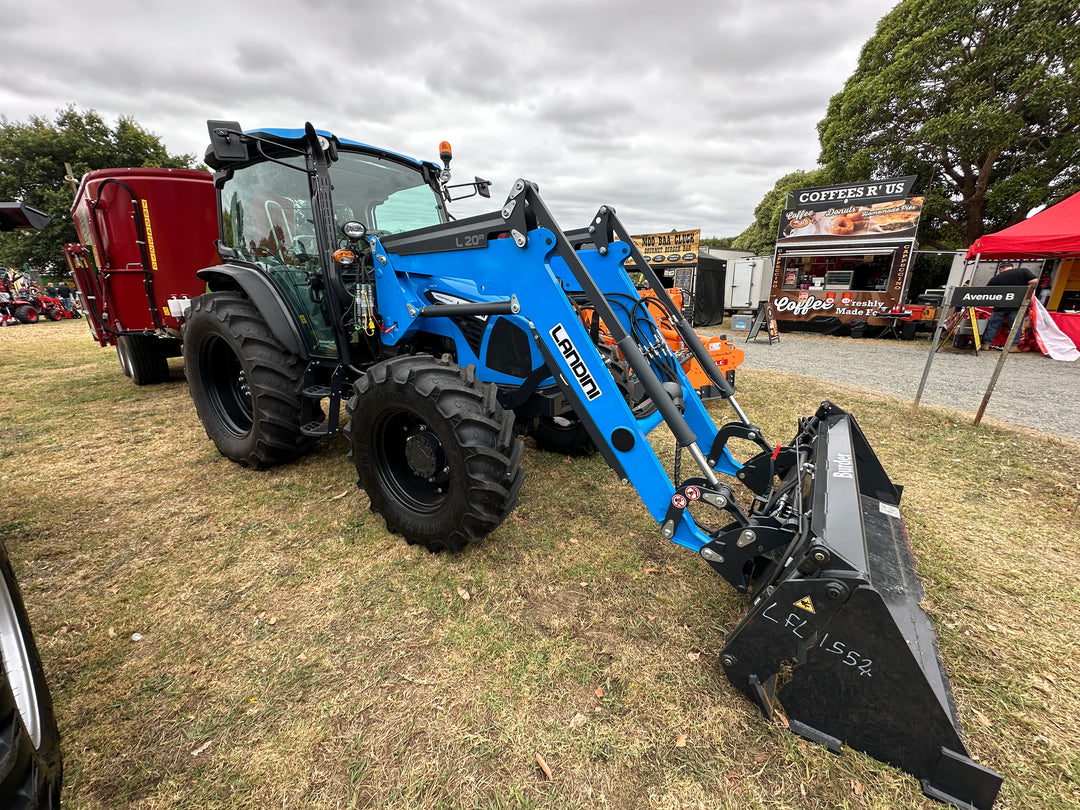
[369,179,1001,809]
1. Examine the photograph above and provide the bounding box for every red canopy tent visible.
[966,190,1080,259]
[965,190,1080,355]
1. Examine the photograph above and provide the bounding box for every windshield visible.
[330,151,444,235]
[218,150,443,266]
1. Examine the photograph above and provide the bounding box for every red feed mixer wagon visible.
[64,168,219,384]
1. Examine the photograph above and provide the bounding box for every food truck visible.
[768,176,925,331]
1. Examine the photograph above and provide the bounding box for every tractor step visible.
[299,363,344,438]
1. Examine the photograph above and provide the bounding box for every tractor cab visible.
[206,125,450,360]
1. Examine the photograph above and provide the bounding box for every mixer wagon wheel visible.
[116,342,133,377]
[183,292,314,469]
[346,354,525,553]
[117,335,171,385]
[0,539,62,809]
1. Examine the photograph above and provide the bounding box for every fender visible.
[196,263,308,359]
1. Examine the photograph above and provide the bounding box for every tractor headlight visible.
[342,220,367,240]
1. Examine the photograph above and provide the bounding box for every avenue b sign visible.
[950,286,1028,307]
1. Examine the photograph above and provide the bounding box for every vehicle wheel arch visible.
[196,264,308,360]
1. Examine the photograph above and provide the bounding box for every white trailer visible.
[722,254,771,312]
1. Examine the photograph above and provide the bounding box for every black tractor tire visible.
[0,540,62,809]
[13,306,38,325]
[117,335,171,386]
[531,414,597,456]
[45,310,61,322]
[346,354,525,552]
[184,292,314,469]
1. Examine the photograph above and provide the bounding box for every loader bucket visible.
[720,403,1001,810]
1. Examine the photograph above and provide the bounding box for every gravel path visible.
[700,325,1080,444]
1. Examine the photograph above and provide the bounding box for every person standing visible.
[1037,270,1052,306]
[983,263,1037,350]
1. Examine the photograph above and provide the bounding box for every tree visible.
[730,168,829,256]
[700,236,736,250]
[0,107,198,274]
[817,0,1080,249]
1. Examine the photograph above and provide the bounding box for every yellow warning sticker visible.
[794,596,815,613]
[140,200,159,273]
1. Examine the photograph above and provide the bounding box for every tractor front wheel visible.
[184,293,313,469]
[346,355,525,552]
[0,540,62,808]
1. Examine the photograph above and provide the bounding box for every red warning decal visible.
[685,486,701,501]
[671,494,687,509]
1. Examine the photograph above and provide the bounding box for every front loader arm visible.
[374,180,758,554]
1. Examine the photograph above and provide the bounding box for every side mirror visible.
[476,177,491,199]
[206,120,249,163]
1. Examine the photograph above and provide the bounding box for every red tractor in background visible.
[1,202,57,325]
[0,269,82,324]
[63,168,219,383]
[0,272,41,324]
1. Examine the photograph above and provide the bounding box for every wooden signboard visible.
[747,301,781,344]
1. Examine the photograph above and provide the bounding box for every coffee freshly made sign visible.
[771,290,897,319]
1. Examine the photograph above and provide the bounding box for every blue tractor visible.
[183,121,1001,809]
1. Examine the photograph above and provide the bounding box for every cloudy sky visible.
[2,0,899,236]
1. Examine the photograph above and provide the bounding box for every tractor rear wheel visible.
[117,335,171,385]
[184,293,313,469]
[14,306,38,324]
[346,355,525,552]
[0,540,62,809]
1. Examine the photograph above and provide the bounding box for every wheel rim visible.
[372,409,451,513]
[0,575,41,749]
[201,335,253,437]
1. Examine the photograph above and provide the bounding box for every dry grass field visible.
[2,318,1078,809]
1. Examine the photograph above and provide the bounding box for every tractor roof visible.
[244,127,432,170]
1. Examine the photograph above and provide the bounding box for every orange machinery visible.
[578,287,744,400]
